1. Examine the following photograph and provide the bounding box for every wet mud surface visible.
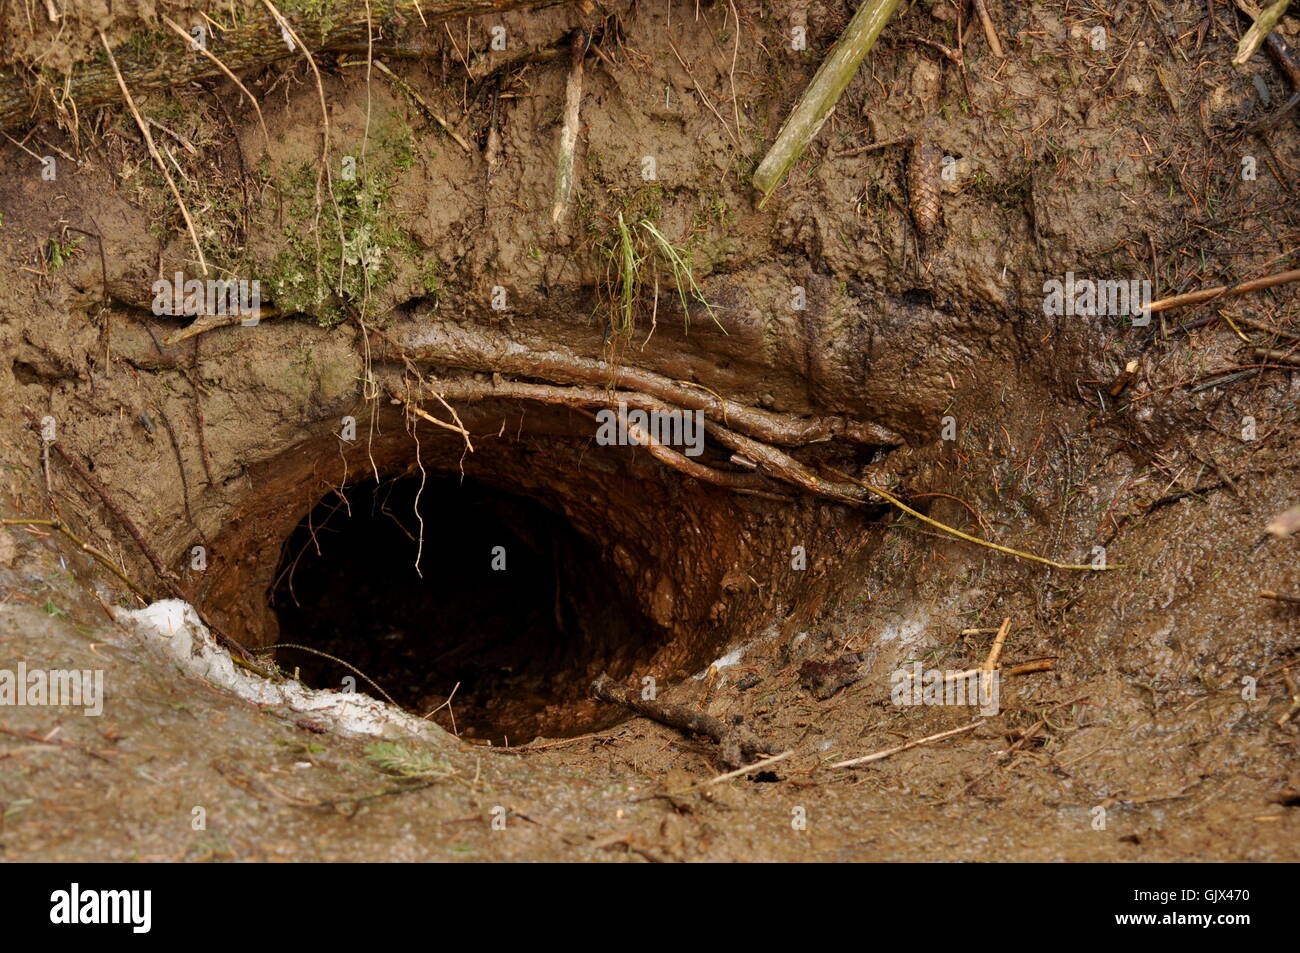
[0,0,1298,860]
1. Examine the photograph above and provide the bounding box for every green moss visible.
[260,116,428,327]
[280,0,342,42]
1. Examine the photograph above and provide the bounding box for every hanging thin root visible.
[389,386,474,450]
[160,15,271,149]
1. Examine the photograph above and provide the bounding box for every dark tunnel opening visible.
[269,475,671,745]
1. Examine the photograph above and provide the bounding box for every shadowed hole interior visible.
[269,475,670,745]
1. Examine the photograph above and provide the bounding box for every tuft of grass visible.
[638,220,721,332]
[365,741,452,779]
[612,212,642,336]
[598,213,723,338]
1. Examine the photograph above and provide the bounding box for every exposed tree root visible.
[378,370,859,502]
[367,323,901,447]
[381,363,1118,574]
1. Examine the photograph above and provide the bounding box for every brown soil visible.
[0,0,1298,861]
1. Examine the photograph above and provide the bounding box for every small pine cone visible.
[907,137,944,239]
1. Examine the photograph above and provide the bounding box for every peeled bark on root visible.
[0,0,578,132]
[369,323,902,448]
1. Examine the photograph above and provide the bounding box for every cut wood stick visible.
[1235,0,1300,86]
[1260,589,1300,605]
[1250,346,1300,366]
[1234,0,1292,66]
[1147,268,1300,313]
[752,0,903,204]
[1005,659,1055,676]
[972,0,1004,57]
[831,719,984,768]
[983,616,1012,672]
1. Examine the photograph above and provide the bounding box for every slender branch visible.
[752,0,903,203]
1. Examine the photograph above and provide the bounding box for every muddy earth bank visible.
[0,0,1297,860]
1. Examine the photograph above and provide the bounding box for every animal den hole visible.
[269,475,670,745]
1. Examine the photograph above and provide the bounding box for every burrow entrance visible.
[269,475,669,744]
[192,401,841,746]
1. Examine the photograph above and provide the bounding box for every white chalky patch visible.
[116,599,438,739]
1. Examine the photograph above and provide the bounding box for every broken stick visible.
[591,674,779,766]
[830,719,984,768]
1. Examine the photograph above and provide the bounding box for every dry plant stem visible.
[262,0,343,291]
[25,409,180,589]
[371,59,471,151]
[666,38,740,149]
[835,134,910,157]
[369,326,900,446]
[827,467,1117,571]
[99,32,208,277]
[670,750,794,794]
[259,642,399,707]
[831,719,984,768]
[1,518,150,602]
[1147,268,1300,313]
[22,409,256,660]
[160,15,270,149]
[752,0,903,203]
[1233,314,1300,342]
[591,674,779,760]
